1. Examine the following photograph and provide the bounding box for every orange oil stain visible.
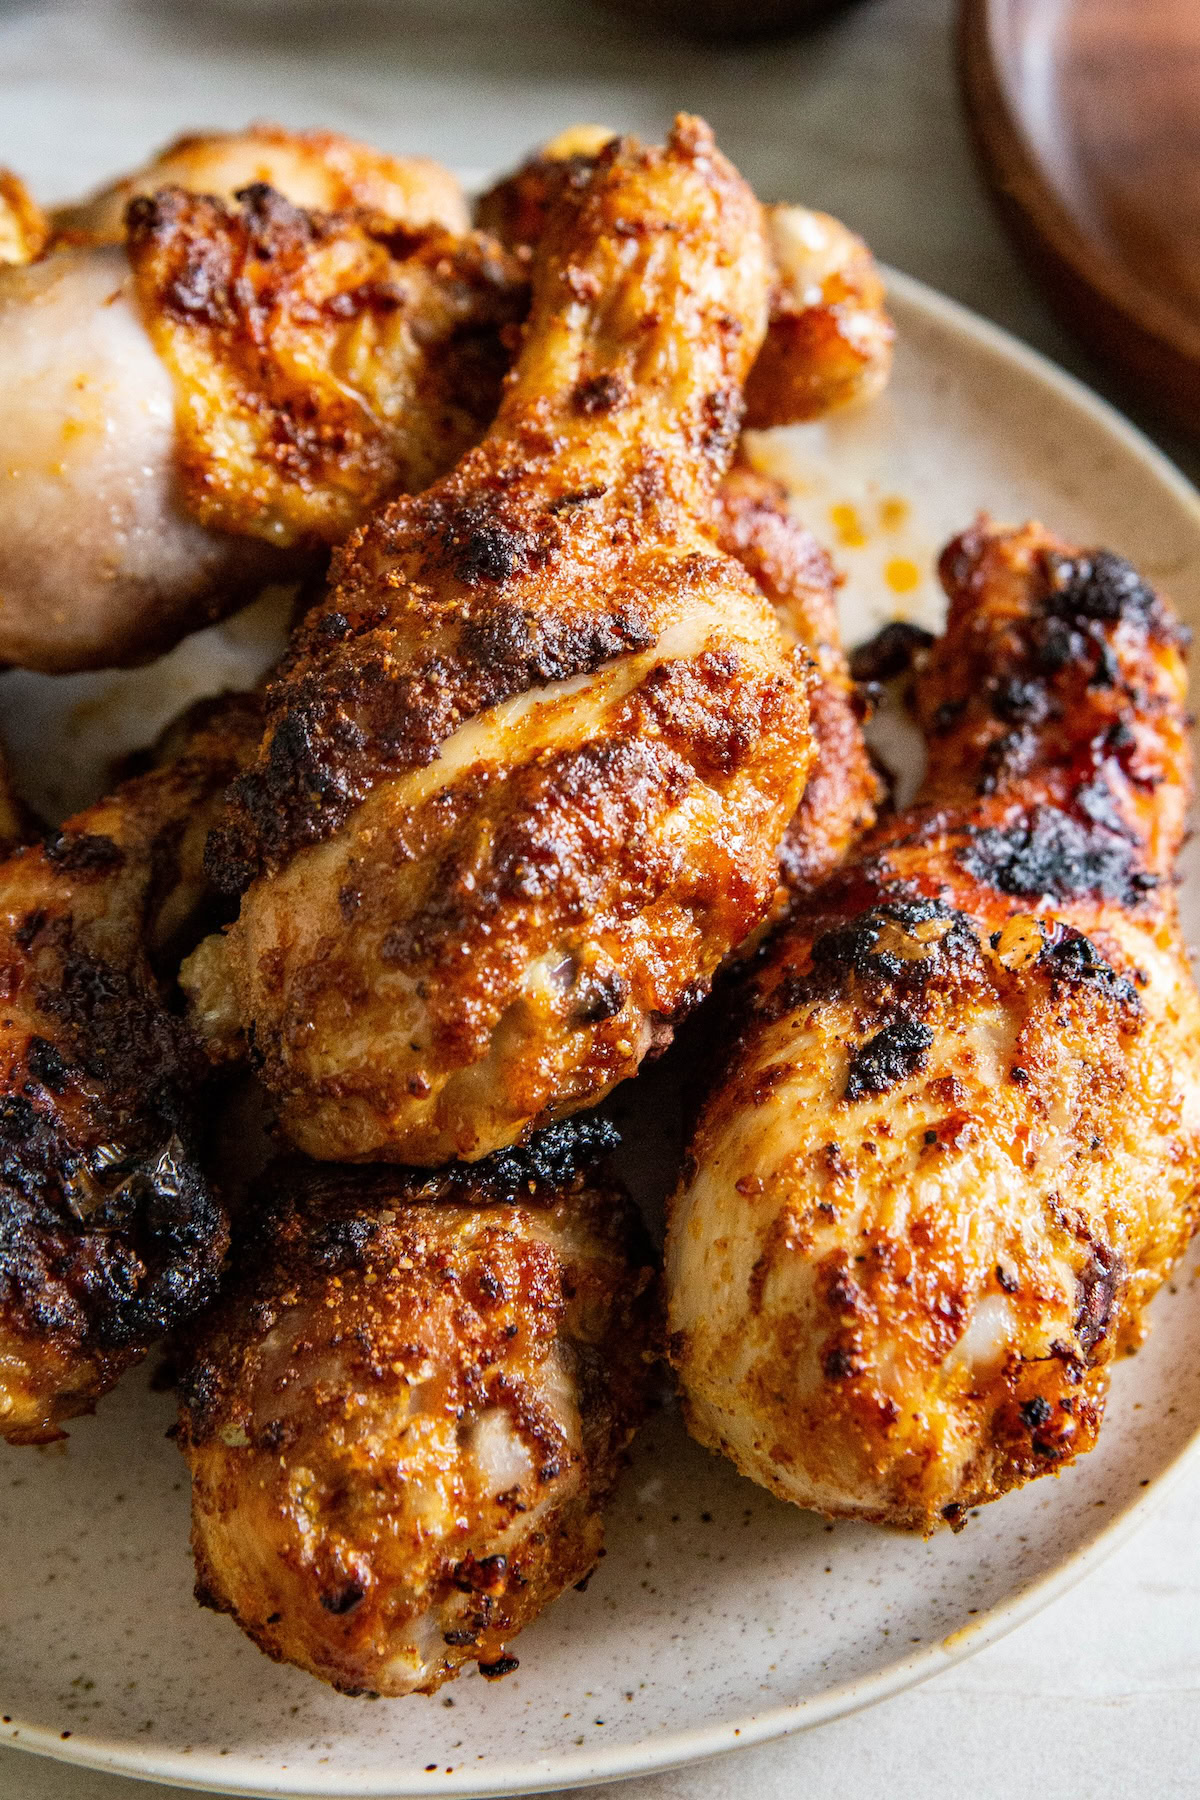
[829,502,867,548]
[885,557,921,594]
[878,495,910,531]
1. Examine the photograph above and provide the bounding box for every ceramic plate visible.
[3,270,1200,1798]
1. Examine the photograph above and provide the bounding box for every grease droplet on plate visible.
[885,557,921,594]
[829,502,867,547]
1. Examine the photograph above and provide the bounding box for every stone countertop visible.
[1,1,1198,1795]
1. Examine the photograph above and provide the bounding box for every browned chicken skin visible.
[125,185,527,553]
[669,522,1200,1529]
[177,1122,656,1697]
[0,170,47,265]
[182,116,812,1166]
[714,458,878,893]
[744,204,894,428]
[477,133,894,427]
[0,122,891,675]
[0,129,477,674]
[0,694,262,1444]
[48,123,469,249]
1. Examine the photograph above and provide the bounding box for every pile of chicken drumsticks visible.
[0,115,1197,1700]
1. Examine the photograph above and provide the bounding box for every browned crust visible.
[714,458,879,890]
[0,169,48,265]
[0,694,263,1443]
[177,1133,657,1695]
[672,520,1200,1528]
[207,119,791,887]
[180,123,805,1166]
[126,185,528,550]
[689,901,1142,1521]
[806,519,1191,928]
[50,123,468,249]
[182,120,811,1166]
[477,151,894,429]
[742,220,894,429]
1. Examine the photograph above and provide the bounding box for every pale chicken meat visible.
[477,133,894,427]
[0,694,262,1444]
[176,1123,656,1696]
[0,245,288,672]
[0,130,492,672]
[182,116,812,1167]
[668,521,1200,1529]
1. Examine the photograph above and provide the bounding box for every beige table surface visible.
[1,0,1199,1794]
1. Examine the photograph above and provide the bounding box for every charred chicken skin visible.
[668,521,1200,1530]
[0,694,262,1444]
[183,116,812,1167]
[0,129,483,673]
[477,131,893,427]
[177,1122,656,1696]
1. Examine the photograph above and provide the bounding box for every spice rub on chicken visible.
[0,170,47,266]
[183,116,813,1166]
[714,457,878,894]
[177,1121,656,1697]
[477,130,894,428]
[668,520,1200,1530]
[0,128,478,673]
[48,122,469,249]
[0,694,262,1444]
[124,187,527,552]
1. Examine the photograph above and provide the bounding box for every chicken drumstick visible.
[0,695,260,1443]
[669,521,1200,1529]
[177,1124,656,1696]
[183,116,812,1167]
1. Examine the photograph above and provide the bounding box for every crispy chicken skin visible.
[177,1123,656,1697]
[0,694,262,1444]
[183,116,812,1166]
[49,123,468,248]
[668,521,1200,1530]
[125,185,527,551]
[478,137,893,427]
[744,205,894,428]
[0,132,475,674]
[714,457,878,892]
[0,123,890,675]
[0,170,48,266]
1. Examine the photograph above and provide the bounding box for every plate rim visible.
[6,263,1200,1799]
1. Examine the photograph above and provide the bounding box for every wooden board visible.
[959,0,1200,435]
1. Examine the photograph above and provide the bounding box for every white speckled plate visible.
[3,270,1200,1798]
